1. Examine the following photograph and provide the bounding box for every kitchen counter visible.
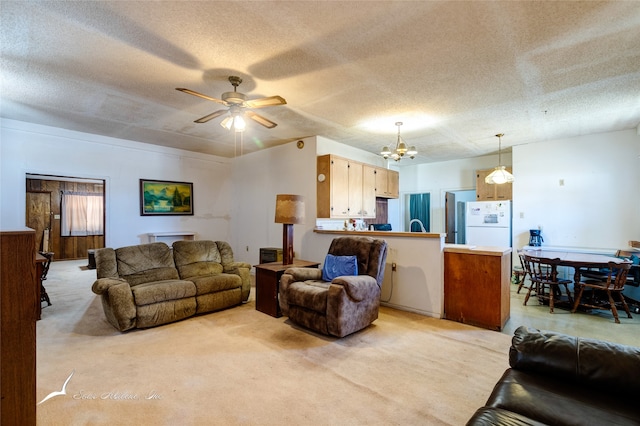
[444,244,512,330]
[314,229,445,239]
[309,229,446,318]
[444,243,512,256]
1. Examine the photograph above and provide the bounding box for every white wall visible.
[1,119,234,249]
[3,118,638,264]
[398,153,508,232]
[231,136,318,264]
[512,129,640,251]
[396,129,640,253]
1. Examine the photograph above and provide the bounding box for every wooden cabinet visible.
[362,165,377,218]
[1,228,38,425]
[375,167,399,199]
[317,155,376,219]
[475,168,512,201]
[444,247,511,331]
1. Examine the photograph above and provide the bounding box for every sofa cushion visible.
[136,298,197,329]
[131,279,196,306]
[510,326,640,394]
[173,240,223,278]
[115,243,178,285]
[466,407,546,426]
[483,369,640,426]
[287,280,330,314]
[121,267,181,286]
[189,273,242,295]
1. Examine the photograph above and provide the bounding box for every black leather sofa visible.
[467,326,640,426]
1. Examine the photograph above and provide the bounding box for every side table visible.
[254,259,320,317]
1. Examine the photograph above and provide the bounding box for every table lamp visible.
[274,194,305,265]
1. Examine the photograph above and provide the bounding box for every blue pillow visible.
[322,254,358,282]
[631,254,639,265]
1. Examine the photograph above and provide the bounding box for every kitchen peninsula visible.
[314,229,446,317]
[313,230,512,328]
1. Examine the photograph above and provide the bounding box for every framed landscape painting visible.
[140,179,194,216]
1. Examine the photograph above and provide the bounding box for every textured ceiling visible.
[2,1,639,164]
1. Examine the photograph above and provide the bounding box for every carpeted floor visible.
[36,260,513,425]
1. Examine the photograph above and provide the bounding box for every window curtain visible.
[409,193,430,232]
[61,192,104,236]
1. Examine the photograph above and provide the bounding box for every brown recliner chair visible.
[279,236,388,337]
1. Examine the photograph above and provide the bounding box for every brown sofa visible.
[92,240,251,331]
[467,326,640,425]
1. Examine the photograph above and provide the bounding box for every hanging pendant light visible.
[485,133,514,184]
[380,122,417,161]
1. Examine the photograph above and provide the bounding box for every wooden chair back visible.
[523,255,560,283]
[601,261,632,291]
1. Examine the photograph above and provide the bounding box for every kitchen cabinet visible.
[475,168,512,201]
[317,155,375,219]
[444,245,511,331]
[362,164,377,218]
[375,167,399,199]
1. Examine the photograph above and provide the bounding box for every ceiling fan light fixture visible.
[485,133,515,184]
[220,116,232,130]
[380,121,416,162]
[233,115,246,131]
[177,75,286,131]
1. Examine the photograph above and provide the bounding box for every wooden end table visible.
[253,259,320,317]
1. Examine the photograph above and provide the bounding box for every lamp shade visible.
[275,194,305,224]
[485,166,515,184]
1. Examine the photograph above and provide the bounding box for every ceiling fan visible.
[176,76,286,131]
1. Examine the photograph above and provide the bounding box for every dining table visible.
[521,248,627,284]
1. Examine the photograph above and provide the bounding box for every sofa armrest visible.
[222,261,252,273]
[218,261,251,301]
[331,275,379,302]
[283,267,323,281]
[92,277,128,295]
[91,279,137,331]
[509,326,640,393]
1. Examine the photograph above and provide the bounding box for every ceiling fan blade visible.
[194,109,228,124]
[245,111,277,128]
[176,88,227,105]
[244,96,287,109]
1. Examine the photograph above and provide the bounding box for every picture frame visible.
[140,179,194,216]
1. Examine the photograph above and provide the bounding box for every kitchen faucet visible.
[409,218,427,232]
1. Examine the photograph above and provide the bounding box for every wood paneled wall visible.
[363,198,389,228]
[26,178,105,260]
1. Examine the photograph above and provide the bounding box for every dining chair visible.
[522,254,572,313]
[571,261,632,323]
[39,251,54,307]
[513,250,529,294]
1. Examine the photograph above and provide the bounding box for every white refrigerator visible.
[465,201,511,247]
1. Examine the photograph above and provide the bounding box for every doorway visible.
[405,193,430,232]
[445,189,476,244]
[26,174,106,260]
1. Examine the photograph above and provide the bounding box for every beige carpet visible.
[36,260,513,426]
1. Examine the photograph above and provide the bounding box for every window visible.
[61,192,104,236]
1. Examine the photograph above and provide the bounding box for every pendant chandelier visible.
[380,122,417,161]
[485,133,515,184]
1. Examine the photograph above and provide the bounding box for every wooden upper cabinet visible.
[375,167,399,199]
[475,168,513,201]
[362,165,377,218]
[317,155,376,219]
